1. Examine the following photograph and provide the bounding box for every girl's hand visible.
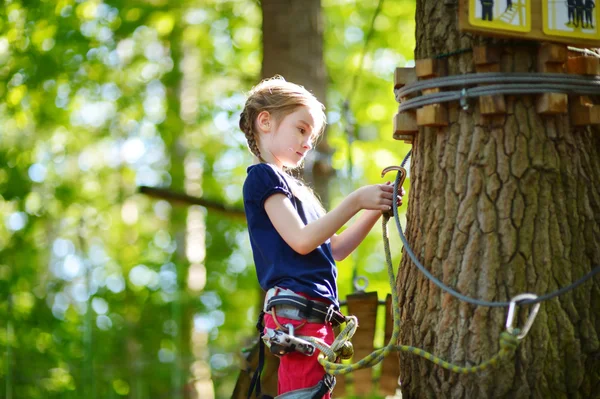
[353,182,405,212]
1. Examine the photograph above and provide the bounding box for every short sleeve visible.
[243,164,293,208]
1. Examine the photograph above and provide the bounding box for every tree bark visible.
[396,2,600,398]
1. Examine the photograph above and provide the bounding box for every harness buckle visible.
[265,324,315,357]
[325,304,336,323]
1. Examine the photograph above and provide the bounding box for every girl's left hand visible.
[386,182,406,207]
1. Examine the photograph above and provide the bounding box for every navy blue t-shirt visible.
[243,163,339,308]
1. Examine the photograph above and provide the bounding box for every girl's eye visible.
[298,128,306,134]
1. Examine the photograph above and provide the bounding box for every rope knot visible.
[499,331,520,354]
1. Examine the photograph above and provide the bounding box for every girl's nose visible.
[303,141,312,150]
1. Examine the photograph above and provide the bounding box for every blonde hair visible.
[239,76,326,162]
[240,76,327,213]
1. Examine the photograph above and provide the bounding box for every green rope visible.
[305,215,520,375]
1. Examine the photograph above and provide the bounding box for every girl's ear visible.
[257,111,272,133]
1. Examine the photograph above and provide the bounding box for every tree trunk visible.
[396,2,600,398]
[262,0,333,207]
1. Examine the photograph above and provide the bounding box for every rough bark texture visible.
[396,1,600,398]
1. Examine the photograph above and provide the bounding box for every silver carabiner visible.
[285,323,295,337]
[505,293,540,340]
[353,275,369,292]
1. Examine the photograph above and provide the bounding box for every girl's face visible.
[261,106,321,169]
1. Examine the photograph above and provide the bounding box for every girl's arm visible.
[330,186,405,261]
[329,210,381,261]
[264,184,394,256]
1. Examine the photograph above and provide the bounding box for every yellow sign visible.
[469,0,531,32]
[543,0,600,40]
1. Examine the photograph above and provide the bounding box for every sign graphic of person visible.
[574,0,584,27]
[468,0,531,32]
[480,0,494,20]
[585,0,595,27]
[567,0,576,24]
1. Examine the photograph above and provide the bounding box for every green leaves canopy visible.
[0,0,414,397]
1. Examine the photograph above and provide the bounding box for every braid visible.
[239,110,265,162]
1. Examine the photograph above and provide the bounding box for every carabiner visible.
[505,293,540,340]
[381,166,407,217]
[381,166,407,187]
[353,275,369,292]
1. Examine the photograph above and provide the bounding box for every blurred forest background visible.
[0,0,416,398]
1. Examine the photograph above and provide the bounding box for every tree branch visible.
[138,186,246,220]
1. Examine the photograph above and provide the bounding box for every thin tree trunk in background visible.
[396,1,600,398]
[262,0,333,207]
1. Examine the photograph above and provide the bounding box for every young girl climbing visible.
[240,76,404,399]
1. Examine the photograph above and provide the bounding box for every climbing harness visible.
[264,288,346,327]
[265,324,316,357]
[247,288,346,399]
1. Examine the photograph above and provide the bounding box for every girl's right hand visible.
[352,182,395,211]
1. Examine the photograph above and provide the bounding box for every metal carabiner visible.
[381,165,407,186]
[380,166,407,217]
[353,275,369,292]
[505,293,540,340]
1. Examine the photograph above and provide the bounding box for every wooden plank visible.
[473,45,501,66]
[537,43,567,73]
[458,0,600,48]
[479,94,506,115]
[415,58,448,79]
[538,43,568,64]
[417,104,448,127]
[346,291,379,397]
[394,67,417,90]
[393,112,418,136]
[536,93,568,115]
[474,46,505,115]
[379,294,400,396]
[570,97,600,125]
[567,56,600,75]
[393,134,414,144]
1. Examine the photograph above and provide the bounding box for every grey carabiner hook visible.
[505,293,540,340]
[353,275,369,292]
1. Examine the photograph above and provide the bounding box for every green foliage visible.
[0,0,415,398]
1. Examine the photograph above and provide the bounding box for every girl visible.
[240,76,404,398]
